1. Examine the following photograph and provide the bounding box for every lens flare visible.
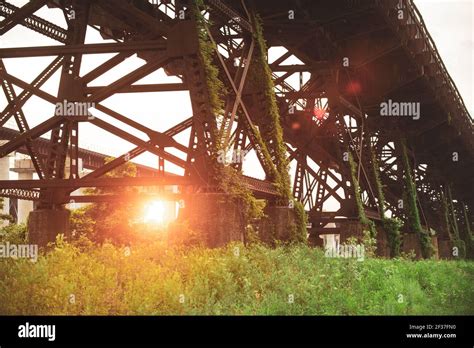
[346,81,361,95]
[143,200,165,224]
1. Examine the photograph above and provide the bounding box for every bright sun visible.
[143,200,165,224]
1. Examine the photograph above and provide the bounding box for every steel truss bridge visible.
[0,0,472,251]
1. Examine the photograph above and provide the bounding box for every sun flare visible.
[143,200,165,224]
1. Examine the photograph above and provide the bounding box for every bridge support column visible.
[17,172,35,224]
[176,194,244,247]
[402,233,439,259]
[11,159,35,223]
[438,239,453,259]
[0,153,10,225]
[259,206,300,244]
[27,209,70,247]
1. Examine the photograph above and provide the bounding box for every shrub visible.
[0,239,472,315]
[0,223,27,244]
[384,218,403,258]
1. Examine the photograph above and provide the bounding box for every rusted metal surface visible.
[0,0,471,237]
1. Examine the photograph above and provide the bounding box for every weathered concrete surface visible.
[27,209,70,247]
[176,193,244,247]
[258,206,297,244]
[401,233,439,259]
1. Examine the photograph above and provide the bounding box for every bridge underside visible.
[0,0,472,257]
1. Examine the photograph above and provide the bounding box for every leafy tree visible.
[70,158,143,245]
[0,198,13,223]
[0,223,27,244]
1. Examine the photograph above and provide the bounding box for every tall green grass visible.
[0,238,472,315]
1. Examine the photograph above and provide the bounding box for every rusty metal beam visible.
[0,1,67,43]
[0,40,167,58]
[0,0,47,35]
[0,176,191,190]
[85,83,188,94]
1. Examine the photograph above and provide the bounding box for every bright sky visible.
[414,0,473,117]
[0,0,472,186]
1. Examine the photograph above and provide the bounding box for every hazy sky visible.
[0,0,472,183]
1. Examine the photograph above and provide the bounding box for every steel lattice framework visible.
[0,0,473,252]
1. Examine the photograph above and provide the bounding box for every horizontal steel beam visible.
[0,176,191,189]
[271,63,330,72]
[0,40,167,58]
[69,193,183,203]
[0,176,277,196]
[85,83,188,94]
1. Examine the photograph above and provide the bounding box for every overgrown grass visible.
[0,238,472,315]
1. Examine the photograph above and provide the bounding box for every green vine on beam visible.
[191,2,266,233]
[192,4,306,244]
[217,166,266,226]
[192,2,278,187]
[247,12,307,243]
[446,185,460,239]
[445,184,466,258]
[462,202,474,259]
[371,147,386,215]
[190,0,226,187]
[370,147,402,257]
[348,152,377,256]
[291,200,308,243]
[247,13,292,204]
[250,122,280,181]
[441,189,451,239]
[440,187,465,258]
[400,139,434,258]
[192,0,226,118]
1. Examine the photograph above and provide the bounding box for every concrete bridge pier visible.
[10,157,71,247]
[438,239,455,259]
[258,206,301,244]
[27,208,70,247]
[10,158,35,224]
[175,193,245,247]
[0,152,11,225]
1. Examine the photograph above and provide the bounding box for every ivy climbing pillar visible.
[178,2,307,245]
[246,11,307,243]
[446,184,466,258]
[400,139,434,258]
[247,12,291,204]
[370,148,402,257]
[438,186,453,258]
[177,2,249,246]
[461,202,474,258]
[183,1,226,186]
[348,152,377,255]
